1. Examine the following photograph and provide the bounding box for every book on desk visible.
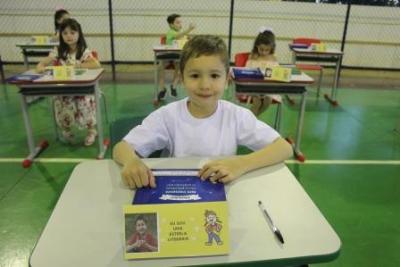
[232,66,295,82]
[124,169,229,260]
[6,73,44,84]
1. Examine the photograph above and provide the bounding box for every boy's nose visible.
[199,78,211,90]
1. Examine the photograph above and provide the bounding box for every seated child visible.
[245,27,281,116]
[158,13,195,101]
[51,9,70,42]
[36,18,101,146]
[113,35,293,189]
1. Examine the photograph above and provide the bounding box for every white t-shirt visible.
[123,98,280,158]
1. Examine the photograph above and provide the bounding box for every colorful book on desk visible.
[124,169,229,260]
[265,66,292,82]
[290,43,309,49]
[232,67,264,80]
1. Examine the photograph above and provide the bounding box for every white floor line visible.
[285,159,400,165]
[0,158,399,164]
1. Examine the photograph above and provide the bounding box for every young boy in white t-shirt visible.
[113,35,292,189]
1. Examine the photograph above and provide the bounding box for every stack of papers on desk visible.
[6,73,43,83]
[123,169,229,260]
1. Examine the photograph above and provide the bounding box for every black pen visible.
[258,200,285,244]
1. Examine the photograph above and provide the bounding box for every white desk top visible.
[231,67,314,85]
[30,159,340,267]
[16,42,58,49]
[14,68,104,87]
[291,47,343,55]
[153,45,182,52]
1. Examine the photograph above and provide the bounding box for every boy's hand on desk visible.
[199,157,248,184]
[121,158,156,189]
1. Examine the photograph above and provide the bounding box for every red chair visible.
[234,52,250,67]
[160,36,166,45]
[233,52,282,130]
[292,37,324,98]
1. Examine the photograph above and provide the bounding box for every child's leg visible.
[158,62,167,100]
[74,96,97,146]
[257,96,273,115]
[170,66,180,97]
[54,96,76,142]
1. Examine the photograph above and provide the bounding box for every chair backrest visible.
[234,52,250,67]
[160,36,166,45]
[91,50,99,60]
[293,37,321,45]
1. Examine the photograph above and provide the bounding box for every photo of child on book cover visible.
[125,213,159,253]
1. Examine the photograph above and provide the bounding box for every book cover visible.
[133,169,226,204]
[290,43,309,49]
[264,66,292,82]
[6,74,43,84]
[310,43,327,52]
[124,169,229,260]
[232,67,264,80]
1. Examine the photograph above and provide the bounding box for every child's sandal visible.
[84,129,97,146]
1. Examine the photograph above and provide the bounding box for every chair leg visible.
[316,68,323,98]
[274,102,282,131]
[101,91,109,124]
[0,55,5,84]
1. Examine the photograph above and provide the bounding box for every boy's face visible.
[170,17,183,31]
[183,55,227,115]
[135,219,147,235]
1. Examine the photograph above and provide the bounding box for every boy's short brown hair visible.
[167,14,180,25]
[179,35,229,76]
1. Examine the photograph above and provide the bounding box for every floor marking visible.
[0,158,399,165]
[285,159,400,165]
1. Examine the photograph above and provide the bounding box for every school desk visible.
[16,42,58,69]
[8,68,108,167]
[289,46,343,106]
[231,69,314,162]
[29,159,341,267]
[153,45,181,105]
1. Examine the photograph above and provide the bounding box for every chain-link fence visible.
[0,0,399,73]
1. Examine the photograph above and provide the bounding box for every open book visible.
[124,169,229,260]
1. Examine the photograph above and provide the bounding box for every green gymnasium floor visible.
[0,67,399,267]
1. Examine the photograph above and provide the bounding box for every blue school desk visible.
[289,46,343,106]
[231,68,314,162]
[16,42,58,69]
[8,68,108,167]
[29,159,341,267]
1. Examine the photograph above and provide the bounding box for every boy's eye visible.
[189,74,199,78]
[211,73,221,79]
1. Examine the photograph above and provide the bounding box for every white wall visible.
[0,0,399,68]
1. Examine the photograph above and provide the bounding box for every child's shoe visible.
[84,129,97,146]
[170,85,177,97]
[157,88,167,101]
